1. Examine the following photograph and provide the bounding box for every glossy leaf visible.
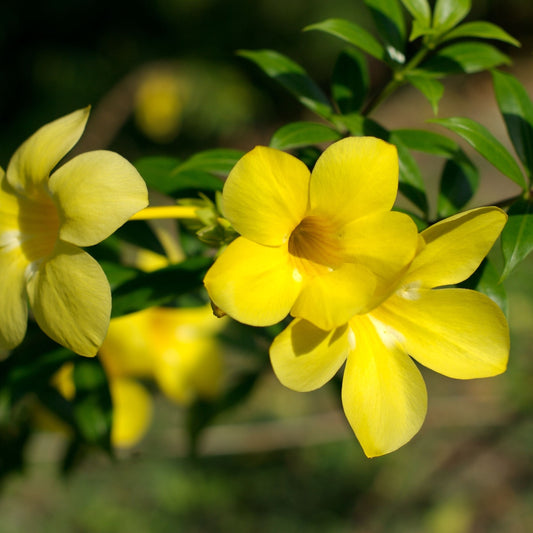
[433,0,471,34]
[442,21,520,47]
[492,70,533,181]
[393,128,458,157]
[501,199,533,279]
[363,0,406,61]
[111,256,212,317]
[405,73,444,114]
[304,18,386,62]
[419,42,510,77]
[432,117,527,189]
[269,122,341,150]
[238,49,333,119]
[332,48,369,113]
[400,0,431,26]
[176,149,245,176]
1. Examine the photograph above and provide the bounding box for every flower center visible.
[18,193,61,263]
[288,215,344,276]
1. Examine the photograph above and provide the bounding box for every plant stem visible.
[130,205,200,221]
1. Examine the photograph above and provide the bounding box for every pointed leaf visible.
[393,128,458,157]
[433,0,471,34]
[492,70,533,181]
[432,116,527,189]
[400,0,431,26]
[363,0,406,61]
[443,21,520,47]
[405,73,444,114]
[332,48,370,114]
[238,49,333,119]
[501,198,533,279]
[177,149,245,176]
[420,42,510,77]
[269,122,341,150]
[304,18,386,62]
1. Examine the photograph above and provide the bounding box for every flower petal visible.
[7,108,90,195]
[0,246,29,349]
[374,288,509,379]
[270,319,352,392]
[110,378,152,448]
[341,210,418,304]
[222,146,310,246]
[343,315,427,458]
[309,137,398,226]
[204,237,301,326]
[49,150,148,247]
[27,242,111,356]
[405,207,507,288]
[290,263,376,330]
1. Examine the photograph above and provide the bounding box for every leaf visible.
[492,70,533,181]
[433,0,471,34]
[363,0,406,61]
[405,73,444,114]
[442,21,520,47]
[500,198,533,279]
[419,41,510,77]
[431,116,527,189]
[304,18,386,62]
[176,149,245,175]
[393,128,459,157]
[111,256,212,317]
[400,0,431,27]
[135,157,223,196]
[332,48,369,114]
[238,49,333,119]
[269,122,341,150]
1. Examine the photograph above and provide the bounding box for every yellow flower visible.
[0,108,148,356]
[204,137,419,330]
[270,207,510,457]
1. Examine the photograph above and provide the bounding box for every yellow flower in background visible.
[0,108,148,356]
[270,207,510,457]
[204,137,419,331]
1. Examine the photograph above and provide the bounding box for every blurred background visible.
[1,0,533,531]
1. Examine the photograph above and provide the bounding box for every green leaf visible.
[135,157,223,196]
[332,48,369,114]
[176,149,245,176]
[111,256,212,317]
[393,128,458,157]
[304,18,386,62]
[433,0,471,34]
[492,70,533,181]
[419,41,510,77]
[72,357,112,450]
[270,122,341,150]
[238,49,333,119]
[431,116,527,189]
[442,21,520,47]
[405,73,444,114]
[400,0,431,27]
[501,198,533,279]
[363,0,406,61]
[437,151,479,217]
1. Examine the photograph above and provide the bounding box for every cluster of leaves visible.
[1,0,532,480]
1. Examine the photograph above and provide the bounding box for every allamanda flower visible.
[270,207,510,457]
[0,108,148,356]
[204,137,419,331]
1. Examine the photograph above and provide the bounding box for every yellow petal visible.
[290,263,376,330]
[0,246,29,349]
[6,108,90,196]
[343,315,427,457]
[27,242,111,357]
[110,378,152,448]
[222,146,310,246]
[374,288,509,379]
[341,210,418,304]
[204,237,301,326]
[309,137,398,226]
[49,150,148,247]
[270,319,352,392]
[405,207,507,288]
